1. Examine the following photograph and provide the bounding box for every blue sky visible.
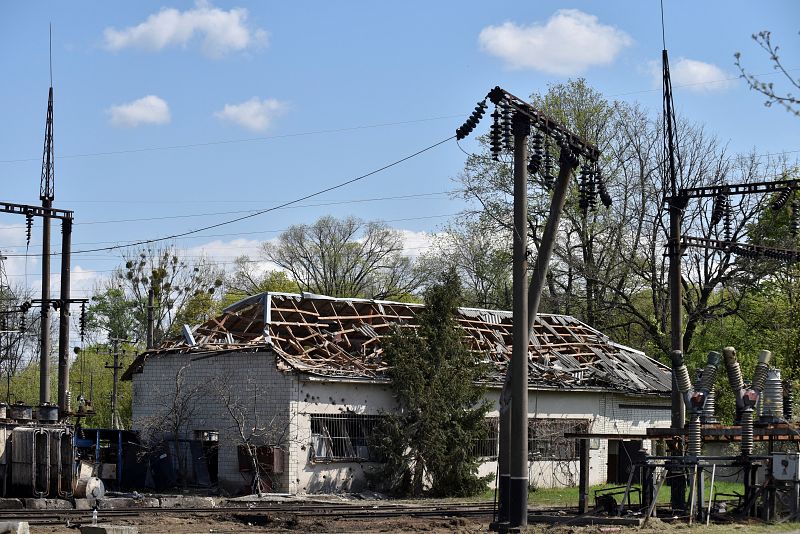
[1,0,798,301]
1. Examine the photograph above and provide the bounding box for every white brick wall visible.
[131,351,294,494]
[132,353,671,494]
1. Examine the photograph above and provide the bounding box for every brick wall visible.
[133,353,671,494]
[131,351,294,494]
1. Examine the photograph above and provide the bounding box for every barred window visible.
[310,414,382,461]
[528,419,590,460]
[472,418,499,458]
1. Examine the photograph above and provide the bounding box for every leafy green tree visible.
[70,344,134,428]
[371,269,490,497]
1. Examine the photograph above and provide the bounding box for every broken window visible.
[310,414,382,461]
[472,418,499,458]
[528,419,590,460]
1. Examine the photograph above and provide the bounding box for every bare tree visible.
[89,245,223,346]
[137,363,208,488]
[263,215,421,300]
[213,376,297,495]
[418,217,512,310]
[736,30,800,116]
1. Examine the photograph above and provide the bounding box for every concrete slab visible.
[79,526,138,534]
[0,499,23,510]
[159,496,216,508]
[0,522,29,534]
[96,498,137,510]
[74,498,97,510]
[23,498,72,510]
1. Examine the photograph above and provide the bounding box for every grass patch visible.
[477,481,746,507]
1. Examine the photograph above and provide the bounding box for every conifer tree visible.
[372,269,491,496]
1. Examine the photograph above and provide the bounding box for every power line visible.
[2,244,439,279]
[0,190,456,230]
[3,136,454,258]
[1,68,796,167]
[2,212,456,250]
[0,115,463,164]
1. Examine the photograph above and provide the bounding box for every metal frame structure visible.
[0,201,74,415]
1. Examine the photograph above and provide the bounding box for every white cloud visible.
[214,97,287,131]
[103,0,267,58]
[186,238,268,263]
[479,9,632,75]
[398,229,436,258]
[107,95,171,127]
[649,57,734,92]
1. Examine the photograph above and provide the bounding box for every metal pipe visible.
[509,112,530,529]
[668,199,685,429]
[57,218,71,415]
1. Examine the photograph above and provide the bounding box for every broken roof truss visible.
[124,292,670,394]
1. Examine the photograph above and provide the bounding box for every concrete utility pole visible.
[456,87,601,533]
[663,47,688,511]
[39,84,55,405]
[57,217,71,414]
[146,288,155,349]
[105,337,126,430]
[509,112,530,529]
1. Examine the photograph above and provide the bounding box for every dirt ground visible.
[34,513,487,533]
[30,515,800,534]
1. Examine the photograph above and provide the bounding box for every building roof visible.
[123,292,671,394]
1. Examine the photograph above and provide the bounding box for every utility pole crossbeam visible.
[0,202,73,413]
[0,203,72,220]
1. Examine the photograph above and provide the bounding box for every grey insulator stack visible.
[723,347,745,423]
[784,380,794,421]
[760,368,784,423]
[687,417,702,456]
[752,350,772,392]
[701,390,717,423]
[723,347,744,390]
[675,362,692,394]
[741,409,754,456]
[699,352,721,391]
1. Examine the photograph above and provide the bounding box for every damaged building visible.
[123,292,672,495]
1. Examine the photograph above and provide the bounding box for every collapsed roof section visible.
[123,292,671,394]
